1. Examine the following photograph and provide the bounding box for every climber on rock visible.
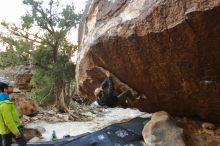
[94,71,137,108]
[0,81,27,146]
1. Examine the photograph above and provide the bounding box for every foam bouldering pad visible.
[13,117,149,146]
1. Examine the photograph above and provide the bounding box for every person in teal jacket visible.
[0,82,26,146]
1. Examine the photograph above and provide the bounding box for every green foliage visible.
[29,67,55,102]
[30,46,76,103]
[0,38,32,68]
[0,0,81,104]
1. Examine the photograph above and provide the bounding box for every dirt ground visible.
[176,117,220,146]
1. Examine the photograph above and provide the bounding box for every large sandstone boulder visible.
[0,65,33,91]
[76,0,220,121]
[11,65,33,91]
[142,111,185,146]
[11,93,39,116]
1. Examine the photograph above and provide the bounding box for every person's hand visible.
[18,125,24,130]
[106,71,111,77]
[15,132,21,139]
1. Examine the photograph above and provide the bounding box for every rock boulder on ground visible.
[0,65,33,91]
[11,93,39,116]
[76,0,220,122]
[142,111,185,146]
[23,128,42,141]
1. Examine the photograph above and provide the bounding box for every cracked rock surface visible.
[76,0,220,122]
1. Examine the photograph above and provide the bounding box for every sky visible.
[0,0,87,44]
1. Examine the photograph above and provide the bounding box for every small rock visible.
[32,117,39,121]
[203,129,215,136]
[198,129,203,134]
[63,115,69,121]
[57,114,63,118]
[50,117,60,122]
[202,122,215,130]
[35,126,46,133]
[183,117,188,123]
[38,115,44,119]
[47,110,56,115]
[23,128,42,141]
[29,137,40,143]
[83,112,95,117]
[23,115,31,121]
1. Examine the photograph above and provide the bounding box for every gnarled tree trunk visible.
[54,80,68,113]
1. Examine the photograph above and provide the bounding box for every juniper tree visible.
[0,0,81,112]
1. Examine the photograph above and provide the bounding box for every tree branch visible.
[33,4,55,35]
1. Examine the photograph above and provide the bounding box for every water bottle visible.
[51,130,57,141]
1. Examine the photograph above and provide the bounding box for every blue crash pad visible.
[13,117,149,146]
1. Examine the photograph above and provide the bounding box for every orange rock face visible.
[76,0,220,121]
[11,93,39,116]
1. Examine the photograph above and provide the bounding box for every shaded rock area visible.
[176,117,220,146]
[76,0,220,122]
[142,111,220,146]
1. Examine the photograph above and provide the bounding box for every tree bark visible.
[64,81,71,106]
[54,80,68,113]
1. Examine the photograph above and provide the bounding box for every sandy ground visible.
[26,107,151,141]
